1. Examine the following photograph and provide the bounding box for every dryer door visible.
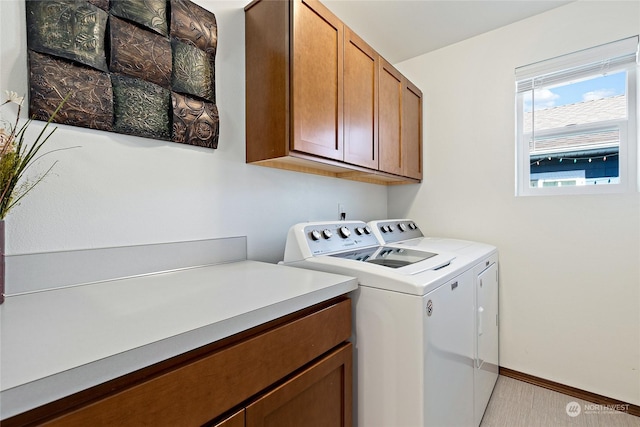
[424,271,475,427]
[475,262,499,426]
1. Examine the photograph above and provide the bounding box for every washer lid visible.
[329,246,454,275]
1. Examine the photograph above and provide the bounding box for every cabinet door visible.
[245,0,289,163]
[343,28,378,169]
[378,58,403,175]
[246,343,352,427]
[291,0,343,161]
[403,80,422,180]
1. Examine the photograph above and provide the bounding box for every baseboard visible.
[499,367,639,417]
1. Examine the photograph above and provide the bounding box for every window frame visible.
[515,37,639,197]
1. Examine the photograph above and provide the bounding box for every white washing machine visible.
[369,219,500,427]
[282,220,496,427]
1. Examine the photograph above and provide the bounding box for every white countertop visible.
[0,260,357,420]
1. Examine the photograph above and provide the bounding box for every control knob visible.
[322,229,333,239]
[338,226,351,238]
[310,230,321,241]
[398,223,407,232]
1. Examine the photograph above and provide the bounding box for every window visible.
[515,36,638,196]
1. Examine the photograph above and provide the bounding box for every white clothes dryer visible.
[369,219,500,427]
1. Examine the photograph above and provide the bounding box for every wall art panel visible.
[28,51,113,131]
[109,17,172,88]
[26,0,109,72]
[112,75,171,140]
[170,0,217,57]
[110,0,168,37]
[172,92,219,149]
[87,0,109,11]
[26,0,219,149]
[171,39,216,103]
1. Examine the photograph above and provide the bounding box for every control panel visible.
[369,219,424,244]
[303,221,380,255]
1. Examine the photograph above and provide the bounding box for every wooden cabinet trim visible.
[213,409,245,427]
[253,154,420,184]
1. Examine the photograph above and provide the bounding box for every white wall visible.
[4,0,638,408]
[391,1,640,405]
[0,0,387,264]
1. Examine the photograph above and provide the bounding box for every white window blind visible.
[516,36,638,92]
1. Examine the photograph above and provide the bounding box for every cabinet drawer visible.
[41,298,351,427]
[246,342,352,427]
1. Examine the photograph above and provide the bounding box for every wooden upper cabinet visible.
[343,28,378,169]
[245,0,422,185]
[378,58,423,179]
[403,80,423,180]
[291,0,343,161]
[378,58,404,176]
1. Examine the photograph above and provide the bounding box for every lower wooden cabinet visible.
[6,297,352,427]
[215,343,352,427]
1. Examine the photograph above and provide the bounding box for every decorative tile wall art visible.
[25,0,219,149]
